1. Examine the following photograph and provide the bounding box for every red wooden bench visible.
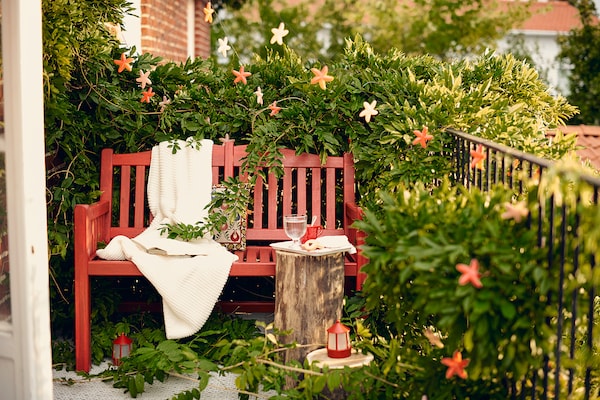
[73,140,367,372]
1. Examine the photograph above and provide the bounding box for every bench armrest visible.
[344,201,364,245]
[344,201,368,290]
[74,201,111,261]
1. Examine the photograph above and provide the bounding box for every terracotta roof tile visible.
[514,1,583,32]
[547,125,600,169]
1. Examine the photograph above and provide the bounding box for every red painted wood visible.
[73,141,366,372]
[119,166,131,228]
[134,165,146,228]
[267,173,278,229]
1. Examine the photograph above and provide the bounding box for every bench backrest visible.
[99,141,356,243]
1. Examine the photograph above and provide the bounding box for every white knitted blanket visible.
[96,138,237,339]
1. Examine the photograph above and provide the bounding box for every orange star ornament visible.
[412,126,433,148]
[232,66,252,85]
[268,101,281,116]
[310,66,334,90]
[470,144,486,170]
[456,258,483,288]
[441,350,470,379]
[114,52,134,73]
[203,2,215,23]
[140,87,155,103]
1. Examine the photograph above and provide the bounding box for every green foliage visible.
[357,182,552,380]
[212,0,531,61]
[355,169,600,397]
[42,0,137,331]
[558,0,600,124]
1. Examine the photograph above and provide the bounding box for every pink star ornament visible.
[501,201,529,223]
[232,66,252,85]
[254,87,264,105]
[136,70,152,89]
[456,258,483,288]
[310,66,334,90]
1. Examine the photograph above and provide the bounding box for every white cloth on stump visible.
[96,138,237,339]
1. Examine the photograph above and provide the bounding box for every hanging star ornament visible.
[217,37,231,57]
[113,52,134,73]
[412,126,434,148]
[203,1,215,23]
[359,100,378,123]
[232,66,252,85]
[254,87,264,105]
[423,328,444,349]
[268,101,281,116]
[140,87,155,103]
[219,134,234,143]
[470,144,486,170]
[270,22,289,45]
[159,95,171,112]
[501,201,529,222]
[456,258,483,288]
[441,351,470,379]
[310,66,334,90]
[136,70,152,89]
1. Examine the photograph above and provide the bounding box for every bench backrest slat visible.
[99,142,355,243]
[134,165,147,227]
[118,166,132,228]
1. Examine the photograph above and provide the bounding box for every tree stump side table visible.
[273,250,345,365]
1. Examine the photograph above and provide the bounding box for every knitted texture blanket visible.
[96,138,236,339]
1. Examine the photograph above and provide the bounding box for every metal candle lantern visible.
[326,320,351,358]
[112,333,132,366]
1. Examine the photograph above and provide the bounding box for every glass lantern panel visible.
[336,333,348,350]
[113,344,120,359]
[328,334,337,349]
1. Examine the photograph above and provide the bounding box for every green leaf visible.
[326,371,342,392]
[499,300,516,319]
[197,371,210,392]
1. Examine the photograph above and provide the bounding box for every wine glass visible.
[283,214,307,248]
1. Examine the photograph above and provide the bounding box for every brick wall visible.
[140,0,211,62]
[194,0,211,58]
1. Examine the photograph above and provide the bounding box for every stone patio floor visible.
[53,362,276,399]
[53,313,276,399]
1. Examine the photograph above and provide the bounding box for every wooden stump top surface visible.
[306,348,374,370]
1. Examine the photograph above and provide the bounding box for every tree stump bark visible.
[274,250,345,366]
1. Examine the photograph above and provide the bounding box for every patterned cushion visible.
[212,185,247,251]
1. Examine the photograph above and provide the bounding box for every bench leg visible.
[74,273,91,372]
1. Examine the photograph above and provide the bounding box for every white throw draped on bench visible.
[96,138,237,339]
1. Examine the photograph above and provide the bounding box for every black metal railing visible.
[448,128,598,399]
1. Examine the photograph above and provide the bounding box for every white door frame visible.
[0,0,53,398]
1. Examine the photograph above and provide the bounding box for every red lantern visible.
[112,333,132,366]
[327,320,351,358]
